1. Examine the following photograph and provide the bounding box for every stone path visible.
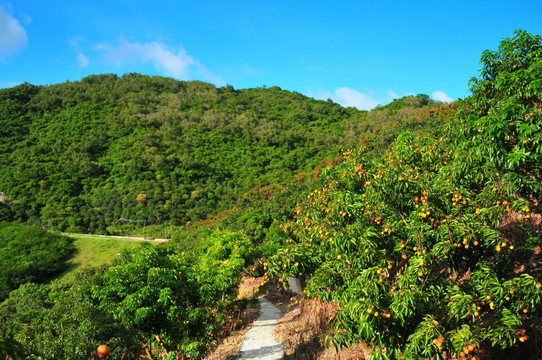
[239,298,284,360]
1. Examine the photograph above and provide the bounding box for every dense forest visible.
[0,77,438,233]
[1,29,541,360]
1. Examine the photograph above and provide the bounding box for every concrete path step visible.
[239,298,284,360]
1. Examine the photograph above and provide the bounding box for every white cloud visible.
[69,36,84,48]
[0,5,27,58]
[307,87,381,110]
[386,89,400,101]
[95,38,225,86]
[335,87,381,110]
[306,88,333,101]
[22,14,32,25]
[77,52,89,68]
[431,90,454,103]
[0,81,23,89]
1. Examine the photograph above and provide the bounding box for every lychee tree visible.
[267,30,542,359]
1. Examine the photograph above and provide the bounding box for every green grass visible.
[57,234,159,283]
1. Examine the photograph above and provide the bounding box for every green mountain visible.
[0,75,439,232]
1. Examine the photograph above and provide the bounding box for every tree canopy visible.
[0,76,439,233]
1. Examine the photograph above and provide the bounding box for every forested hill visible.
[0,74,440,232]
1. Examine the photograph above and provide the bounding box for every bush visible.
[196,229,254,303]
[0,222,75,300]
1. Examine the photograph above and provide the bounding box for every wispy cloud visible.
[335,87,380,110]
[0,5,27,59]
[431,90,454,103]
[94,38,225,86]
[307,65,326,71]
[77,52,89,68]
[241,62,263,76]
[386,89,400,101]
[0,81,24,89]
[69,36,84,48]
[307,86,381,110]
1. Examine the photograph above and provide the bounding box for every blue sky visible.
[1,1,541,110]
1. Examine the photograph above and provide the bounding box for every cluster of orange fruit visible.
[459,343,477,358]
[418,209,430,218]
[366,307,391,319]
[354,163,365,178]
[516,329,529,342]
[451,193,467,207]
[433,338,478,358]
[454,237,480,250]
[495,241,513,252]
[432,336,445,350]
[414,194,429,205]
[522,205,531,219]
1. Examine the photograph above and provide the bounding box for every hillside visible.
[0,77,439,233]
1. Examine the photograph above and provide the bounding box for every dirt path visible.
[239,298,284,360]
[64,233,169,243]
[101,234,169,243]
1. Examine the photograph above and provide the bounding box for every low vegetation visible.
[0,222,75,300]
[0,230,254,359]
[56,234,152,283]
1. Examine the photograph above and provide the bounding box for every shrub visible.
[0,222,75,300]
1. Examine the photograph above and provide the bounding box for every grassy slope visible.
[56,233,153,283]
